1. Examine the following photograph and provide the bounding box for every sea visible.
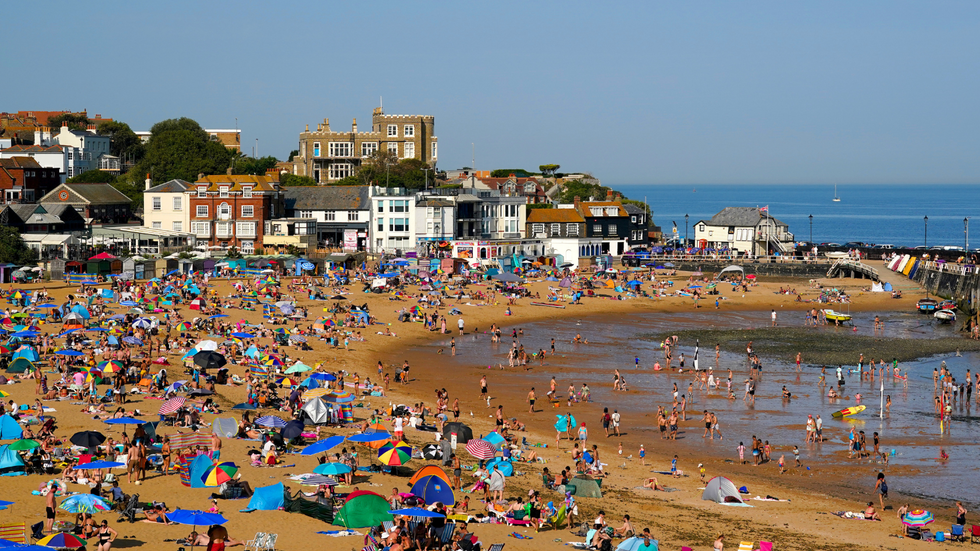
[619,183,980,248]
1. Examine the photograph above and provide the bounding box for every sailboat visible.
[833,185,841,202]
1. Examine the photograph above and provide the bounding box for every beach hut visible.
[567,475,602,498]
[701,476,743,504]
[0,414,23,440]
[243,482,285,512]
[0,444,26,476]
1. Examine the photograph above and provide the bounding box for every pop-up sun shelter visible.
[0,415,23,440]
[242,482,285,512]
[701,476,744,504]
[0,444,26,476]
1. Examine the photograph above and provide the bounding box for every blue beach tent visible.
[0,444,26,476]
[189,455,212,488]
[0,415,23,440]
[242,482,285,512]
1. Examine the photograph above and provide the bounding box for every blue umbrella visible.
[347,433,391,443]
[167,509,227,535]
[87,327,108,332]
[208,314,228,319]
[122,336,143,346]
[35,304,56,309]
[55,350,84,356]
[59,494,112,513]
[230,332,254,339]
[313,462,351,475]
[231,403,256,410]
[299,435,346,456]
[11,331,38,338]
[388,507,446,518]
[617,537,659,551]
[254,415,287,428]
[119,301,137,307]
[75,460,125,470]
[56,329,80,338]
[109,314,126,320]
[0,543,56,551]
[309,372,337,382]
[103,418,143,425]
[0,500,13,507]
[166,270,180,276]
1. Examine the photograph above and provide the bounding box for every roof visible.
[40,183,131,205]
[146,179,192,193]
[527,208,585,224]
[194,174,278,192]
[283,186,369,211]
[1,144,66,154]
[704,207,786,227]
[623,204,646,215]
[0,157,42,169]
[576,201,628,218]
[417,199,454,207]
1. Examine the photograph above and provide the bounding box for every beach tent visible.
[568,475,601,498]
[716,265,744,279]
[301,399,331,425]
[701,476,743,504]
[883,282,893,292]
[189,454,213,488]
[243,482,285,512]
[212,418,237,438]
[333,490,393,528]
[411,471,455,506]
[12,347,39,362]
[871,282,884,292]
[0,415,23,440]
[0,444,26,475]
[6,357,33,374]
[408,465,452,486]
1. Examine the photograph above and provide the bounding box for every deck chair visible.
[737,542,754,551]
[438,524,456,545]
[381,521,395,535]
[536,505,567,532]
[30,522,44,541]
[950,525,964,542]
[971,524,980,543]
[0,523,26,544]
[487,545,505,551]
[244,532,266,551]
[261,533,278,551]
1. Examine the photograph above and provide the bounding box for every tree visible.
[539,164,560,179]
[287,150,299,162]
[97,120,143,161]
[280,173,317,187]
[0,226,37,264]
[559,179,613,203]
[232,155,278,175]
[130,117,234,183]
[491,169,534,178]
[67,170,117,184]
[47,113,90,132]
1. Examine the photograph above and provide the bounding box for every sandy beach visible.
[0,260,966,551]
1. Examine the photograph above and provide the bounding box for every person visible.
[143,505,171,524]
[207,525,243,551]
[863,502,881,521]
[44,482,58,533]
[96,520,117,551]
[874,472,888,511]
[613,514,634,537]
[488,464,505,502]
[451,454,461,490]
[714,534,725,551]
[956,501,967,525]
[642,477,664,491]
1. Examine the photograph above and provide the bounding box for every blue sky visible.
[5,1,979,185]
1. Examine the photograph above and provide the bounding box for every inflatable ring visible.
[40,479,68,496]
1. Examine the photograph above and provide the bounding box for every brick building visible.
[0,157,60,203]
[188,173,283,254]
[293,106,437,183]
[39,183,132,223]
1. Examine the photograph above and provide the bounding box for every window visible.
[389,218,408,232]
[173,196,182,211]
[328,142,353,157]
[151,221,162,229]
[551,223,561,236]
[606,207,618,216]
[389,200,408,212]
[348,211,358,221]
[152,197,161,211]
[325,211,336,221]
[216,222,233,237]
[567,224,579,236]
[241,205,254,218]
[236,222,256,237]
[67,167,73,177]
[403,142,415,159]
[377,217,384,232]
[387,142,398,155]
[328,163,352,180]
[219,203,230,218]
[431,142,437,160]
[219,187,229,198]
[197,187,207,198]
[313,142,320,157]
[191,222,210,236]
[608,224,617,236]
[387,125,398,137]
[404,125,415,137]
[532,223,545,235]
[377,201,384,213]
[631,216,637,223]
[172,221,183,232]
[590,207,603,216]
[240,240,254,254]
[593,224,602,233]
[196,205,208,217]
[361,142,378,157]
[299,210,313,218]
[242,187,252,199]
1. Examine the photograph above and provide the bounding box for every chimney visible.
[305,124,309,133]
[34,128,41,146]
[606,189,614,201]
[323,118,330,131]
[198,173,205,181]
[352,117,357,133]
[61,121,68,128]
[574,196,581,207]
[226,167,233,175]
[614,192,622,202]
[144,173,151,191]
[86,124,96,133]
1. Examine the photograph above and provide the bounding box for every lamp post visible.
[924,216,928,249]
[684,214,689,248]
[809,214,813,244]
[965,217,969,250]
[422,167,431,191]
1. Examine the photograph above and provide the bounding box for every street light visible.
[809,214,813,244]
[924,216,928,249]
[965,217,969,250]
[684,214,689,248]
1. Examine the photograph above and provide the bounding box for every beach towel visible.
[316,530,360,536]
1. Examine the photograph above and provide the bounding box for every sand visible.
[0,260,951,551]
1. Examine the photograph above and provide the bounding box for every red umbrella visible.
[464,439,497,460]
[88,252,117,261]
[158,396,186,415]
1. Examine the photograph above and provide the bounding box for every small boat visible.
[916,298,938,313]
[823,309,852,323]
[935,310,956,323]
[832,405,866,419]
[938,299,956,311]
[833,184,841,202]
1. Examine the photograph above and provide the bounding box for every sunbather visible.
[863,502,881,521]
[142,505,172,524]
[642,477,665,491]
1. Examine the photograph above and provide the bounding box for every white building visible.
[0,124,111,182]
[369,186,416,254]
[143,179,191,233]
[283,186,371,249]
[693,207,795,256]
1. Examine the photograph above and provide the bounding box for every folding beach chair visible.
[0,523,26,544]
[737,542,754,551]
[536,505,566,532]
[438,523,456,545]
[971,524,980,544]
[949,525,964,542]
[487,545,505,551]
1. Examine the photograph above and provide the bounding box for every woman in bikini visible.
[96,520,117,551]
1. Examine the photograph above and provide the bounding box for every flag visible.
[759,206,769,213]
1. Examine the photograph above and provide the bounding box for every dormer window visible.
[242,186,252,199]
[589,207,603,216]
[219,186,229,198]
[197,187,207,198]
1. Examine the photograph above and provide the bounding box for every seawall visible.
[661,260,834,278]
[913,262,980,312]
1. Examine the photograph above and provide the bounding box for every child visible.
[793,445,801,467]
[671,455,683,477]
[738,442,745,465]
[639,444,645,466]
[635,356,640,368]
[698,463,706,484]
[618,442,623,457]
[778,454,785,475]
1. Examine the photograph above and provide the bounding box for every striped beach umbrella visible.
[97,360,124,373]
[275,377,299,388]
[378,441,413,466]
[902,509,934,527]
[323,390,354,403]
[176,322,193,331]
[301,388,329,401]
[200,462,239,487]
[37,532,86,548]
[254,415,287,428]
[464,439,497,461]
[158,396,186,415]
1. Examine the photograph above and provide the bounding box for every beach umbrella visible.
[167,509,227,546]
[482,432,506,449]
[193,351,226,370]
[200,462,239,487]
[208,314,228,319]
[323,390,355,403]
[196,340,219,351]
[288,334,306,343]
[902,509,934,527]
[299,435,346,456]
[7,439,39,451]
[285,363,312,374]
[230,332,255,339]
[299,475,339,486]
[464,439,497,461]
[158,396,186,415]
[103,417,143,426]
[347,432,391,444]
[313,462,351,476]
[333,491,393,529]
[254,415,287,428]
[131,318,152,329]
[388,507,446,519]
[96,360,123,373]
[378,441,412,466]
[70,431,105,448]
[231,403,256,410]
[59,494,112,514]
[308,372,337,383]
[301,388,329,401]
[0,391,8,398]
[275,377,299,388]
[442,422,473,446]
[74,460,125,470]
[617,537,659,551]
[280,420,305,440]
[122,336,143,346]
[176,322,192,331]
[486,457,514,477]
[420,444,443,461]
[188,388,213,397]
[55,350,84,357]
[36,533,85,549]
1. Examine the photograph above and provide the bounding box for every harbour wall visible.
[656,260,833,278]
[913,264,980,311]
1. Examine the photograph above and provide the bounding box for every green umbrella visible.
[285,363,312,374]
[8,439,40,451]
[332,491,393,529]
